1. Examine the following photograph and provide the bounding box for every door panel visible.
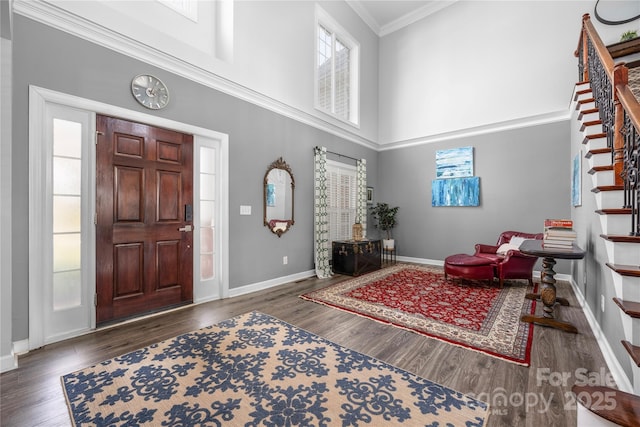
[96,115,193,325]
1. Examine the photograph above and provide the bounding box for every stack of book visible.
[543,219,577,249]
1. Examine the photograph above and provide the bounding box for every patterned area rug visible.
[301,264,536,366]
[61,311,488,426]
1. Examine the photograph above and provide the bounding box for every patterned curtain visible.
[314,146,332,278]
[356,159,367,237]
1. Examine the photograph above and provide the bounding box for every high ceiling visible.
[347,0,457,36]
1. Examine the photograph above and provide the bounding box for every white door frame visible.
[28,85,229,349]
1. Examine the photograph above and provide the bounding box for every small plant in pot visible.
[369,202,399,250]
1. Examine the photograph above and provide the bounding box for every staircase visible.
[570,14,640,426]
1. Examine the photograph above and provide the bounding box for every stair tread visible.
[601,235,640,242]
[589,165,614,175]
[622,341,640,367]
[596,208,631,215]
[613,298,640,318]
[592,185,624,192]
[606,263,640,277]
[572,384,640,427]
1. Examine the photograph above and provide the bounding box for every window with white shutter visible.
[327,160,357,244]
[315,6,360,126]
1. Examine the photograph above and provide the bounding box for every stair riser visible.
[583,137,607,152]
[594,191,623,210]
[582,124,604,135]
[620,315,640,349]
[576,404,620,426]
[574,90,592,101]
[611,273,640,302]
[587,153,612,169]
[579,111,600,123]
[604,240,640,265]
[589,171,614,188]
[578,100,596,111]
[599,214,632,235]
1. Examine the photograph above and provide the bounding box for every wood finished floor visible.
[0,265,612,426]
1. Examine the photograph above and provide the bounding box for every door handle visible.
[178,225,193,232]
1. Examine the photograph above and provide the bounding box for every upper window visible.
[316,7,360,126]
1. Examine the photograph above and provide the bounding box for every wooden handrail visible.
[578,13,640,199]
[582,14,616,80]
[617,84,640,125]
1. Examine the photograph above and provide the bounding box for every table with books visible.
[518,219,585,333]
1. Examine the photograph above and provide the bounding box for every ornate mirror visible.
[263,157,295,237]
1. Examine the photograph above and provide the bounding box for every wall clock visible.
[131,74,170,110]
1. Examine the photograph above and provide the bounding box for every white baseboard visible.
[570,278,633,393]
[0,352,17,373]
[228,270,316,298]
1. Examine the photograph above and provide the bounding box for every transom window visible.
[316,6,360,126]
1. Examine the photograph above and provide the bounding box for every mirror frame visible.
[263,157,295,237]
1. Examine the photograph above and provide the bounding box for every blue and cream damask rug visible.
[61,311,488,426]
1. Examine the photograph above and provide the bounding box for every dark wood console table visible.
[518,239,586,333]
[332,240,381,276]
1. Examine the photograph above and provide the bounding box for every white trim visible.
[570,277,633,393]
[228,270,316,299]
[28,85,230,348]
[13,0,374,151]
[379,110,571,151]
[346,0,458,37]
[0,37,13,372]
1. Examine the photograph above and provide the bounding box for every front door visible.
[96,115,193,325]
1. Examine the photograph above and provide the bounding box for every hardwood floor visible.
[0,266,612,426]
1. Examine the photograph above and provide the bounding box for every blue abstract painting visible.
[572,154,581,207]
[436,146,473,178]
[432,177,480,207]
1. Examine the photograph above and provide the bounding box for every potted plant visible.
[620,29,638,42]
[369,202,399,249]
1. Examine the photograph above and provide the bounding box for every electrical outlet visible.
[601,294,605,313]
[283,256,288,265]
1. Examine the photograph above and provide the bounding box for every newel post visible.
[581,14,590,82]
[613,63,628,186]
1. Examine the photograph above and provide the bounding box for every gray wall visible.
[10,15,572,345]
[10,15,378,341]
[378,121,573,272]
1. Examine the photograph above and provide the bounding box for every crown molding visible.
[378,1,458,37]
[12,0,378,151]
[345,0,380,35]
[348,0,458,37]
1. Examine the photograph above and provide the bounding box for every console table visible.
[332,240,381,276]
[518,239,586,333]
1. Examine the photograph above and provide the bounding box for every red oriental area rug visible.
[301,264,536,366]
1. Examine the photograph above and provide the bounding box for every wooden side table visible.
[382,245,396,265]
[518,239,586,333]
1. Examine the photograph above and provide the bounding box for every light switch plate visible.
[240,205,251,215]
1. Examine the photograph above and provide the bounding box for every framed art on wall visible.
[432,177,480,207]
[572,153,581,207]
[436,146,474,178]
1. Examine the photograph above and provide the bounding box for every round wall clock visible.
[131,74,170,110]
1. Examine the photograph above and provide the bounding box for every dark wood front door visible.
[96,115,193,325]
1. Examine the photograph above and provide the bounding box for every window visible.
[327,160,357,243]
[158,0,199,22]
[316,6,360,126]
[52,118,83,311]
[199,145,216,281]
